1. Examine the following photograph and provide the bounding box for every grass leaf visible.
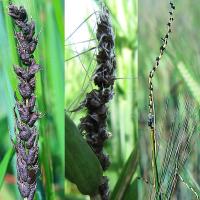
[177,62,200,105]
[110,147,138,200]
[65,114,103,195]
[0,147,14,189]
[122,180,138,200]
[180,167,200,198]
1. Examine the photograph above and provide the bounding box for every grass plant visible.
[0,0,64,199]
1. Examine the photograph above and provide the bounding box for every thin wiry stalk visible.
[66,46,97,61]
[75,5,116,200]
[66,20,98,114]
[66,11,97,41]
[66,47,97,113]
[8,4,40,200]
[148,2,175,197]
[66,39,96,46]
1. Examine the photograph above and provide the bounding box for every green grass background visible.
[0,0,64,199]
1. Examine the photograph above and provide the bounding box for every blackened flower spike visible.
[8,4,40,200]
[76,5,116,200]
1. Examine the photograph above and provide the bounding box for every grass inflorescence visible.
[74,5,116,200]
[8,4,40,200]
[147,2,175,198]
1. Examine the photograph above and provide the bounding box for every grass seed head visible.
[77,5,116,200]
[8,4,40,200]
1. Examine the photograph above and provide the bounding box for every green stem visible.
[150,127,161,199]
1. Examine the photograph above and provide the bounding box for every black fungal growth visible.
[8,4,40,200]
[78,6,116,200]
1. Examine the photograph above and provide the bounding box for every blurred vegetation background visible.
[66,0,200,199]
[0,0,64,199]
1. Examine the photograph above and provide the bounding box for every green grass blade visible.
[122,180,138,200]
[65,114,103,196]
[110,147,138,200]
[0,147,14,190]
[177,62,200,105]
[44,1,64,166]
[180,167,200,199]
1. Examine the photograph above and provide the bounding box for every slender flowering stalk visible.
[147,1,175,197]
[8,4,40,200]
[77,5,116,200]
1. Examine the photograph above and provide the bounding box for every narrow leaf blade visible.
[65,114,103,195]
[110,147,138,200]
[0,147,14,189]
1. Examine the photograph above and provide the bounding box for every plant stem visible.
[147,2,175,199]
[150,101,161,200]
[150,128,160,196]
